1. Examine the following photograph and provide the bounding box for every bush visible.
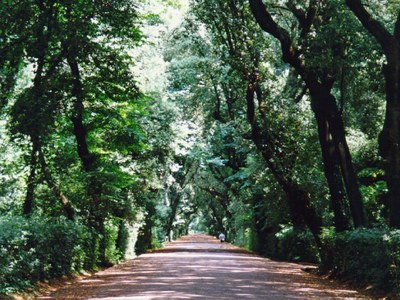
[0,216,92,294]
[103,218,127,264]
[275,225,319,263]
[321,227,400,294]
[387,230,400,293]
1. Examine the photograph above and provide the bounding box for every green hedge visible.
[0,216,92,294]
[274,225,320,263]
[321,227,400,293]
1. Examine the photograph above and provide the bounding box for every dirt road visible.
[38,234,368,299]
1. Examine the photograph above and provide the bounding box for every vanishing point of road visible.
[38,234,368,299]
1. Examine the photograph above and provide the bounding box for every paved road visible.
[38,234,368,299]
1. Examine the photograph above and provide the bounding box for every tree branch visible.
[286,0,306,26]
[286,0,319,37]
[249,0,291,47]
[249,0,305,73]
[345,0,394,54]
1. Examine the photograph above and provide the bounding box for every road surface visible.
[38,234,368,299]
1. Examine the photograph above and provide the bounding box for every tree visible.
[248,0,367,229]
[345,0,400,227]
[166,10,325,249]
[1,0,146,265]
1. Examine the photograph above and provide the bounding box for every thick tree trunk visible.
[252,131,323,248]
[309,85,366,228]
[313,114,350,231]
[115,219,127,257]
[379,55,400,227]
[136,201,156,255]
[23,2,48,215]
[330,114,367,228]
[251,189,269,254]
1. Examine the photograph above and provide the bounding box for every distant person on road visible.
[219,233,225,243]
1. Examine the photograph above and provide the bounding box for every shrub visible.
[383,230,400,293]
[103,218,125,264]
[321,227,400,294]
[0,216,92,294]
[275,225,319,263]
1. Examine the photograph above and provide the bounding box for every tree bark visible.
[136,200,156,255]
[314,113,350,231]
[205,0,325,243]
[382,59,400,227]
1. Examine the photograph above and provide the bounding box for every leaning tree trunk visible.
[249,0,367,229]
[246,80,323,249]
[22,1,49,216]
[63,19,107,263]
[302,73,367,229]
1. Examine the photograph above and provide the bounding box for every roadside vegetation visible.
[1,0,400,296]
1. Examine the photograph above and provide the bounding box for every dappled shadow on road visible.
[38,234,367,299]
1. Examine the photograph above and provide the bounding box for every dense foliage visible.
[1,0,400,296]
[0,217,91,293]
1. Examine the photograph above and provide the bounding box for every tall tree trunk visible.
[381,58,400,227]
[22,1,49,215]
[313,104,351,231]
[246,80,323,248]
[67,55,104,232]
[115,220,127,258]
[136,200,156,255]
[64,52,95,172]
[251,189,269,254]
[345,0,400,227]
[63,15,106,261]
[249,0,367,229]
[22,0,65,217]
[308,81,366,228]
